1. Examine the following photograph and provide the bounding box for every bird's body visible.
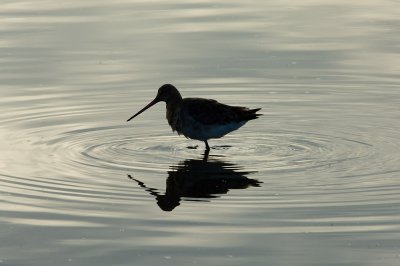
[127,84,261,150]
[170,98,259,141]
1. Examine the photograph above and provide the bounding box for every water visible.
[1,0,400,265]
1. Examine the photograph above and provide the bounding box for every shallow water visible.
[1,0,400,265]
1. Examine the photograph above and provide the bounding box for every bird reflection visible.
[128,152,261,212]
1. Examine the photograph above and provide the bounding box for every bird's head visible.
[127,84,182,122]
[155,84,181,103]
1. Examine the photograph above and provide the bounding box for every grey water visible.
[1,0,400,265]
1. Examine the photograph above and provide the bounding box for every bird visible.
[128,154,260,211]
[127,84,262,150]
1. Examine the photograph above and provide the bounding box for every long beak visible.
[127,98,159,122]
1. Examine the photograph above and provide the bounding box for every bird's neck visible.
[166,97,182,129]
[166,91,182,111]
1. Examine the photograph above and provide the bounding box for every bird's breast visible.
[166,103,180,131]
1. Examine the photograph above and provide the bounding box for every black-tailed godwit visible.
[127,84,261,150]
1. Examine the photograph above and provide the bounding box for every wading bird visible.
[127,84,261,150]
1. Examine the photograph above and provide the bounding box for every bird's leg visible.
[204,140,210,151]
[203,149,210,162]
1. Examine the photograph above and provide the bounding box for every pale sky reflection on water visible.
[1,1,400,266]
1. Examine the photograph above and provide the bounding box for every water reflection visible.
[128,152,261,211]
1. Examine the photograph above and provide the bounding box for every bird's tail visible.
[240,108,262,121]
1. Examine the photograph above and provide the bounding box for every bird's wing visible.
[181,98,245,125]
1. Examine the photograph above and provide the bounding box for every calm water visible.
[1,0,400,265]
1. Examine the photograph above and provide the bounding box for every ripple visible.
[13,122,393,214]
[0,84,399,234]
[30,123,379,179]
[223,130,376,174]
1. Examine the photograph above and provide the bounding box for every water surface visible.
[1,1,400,265]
